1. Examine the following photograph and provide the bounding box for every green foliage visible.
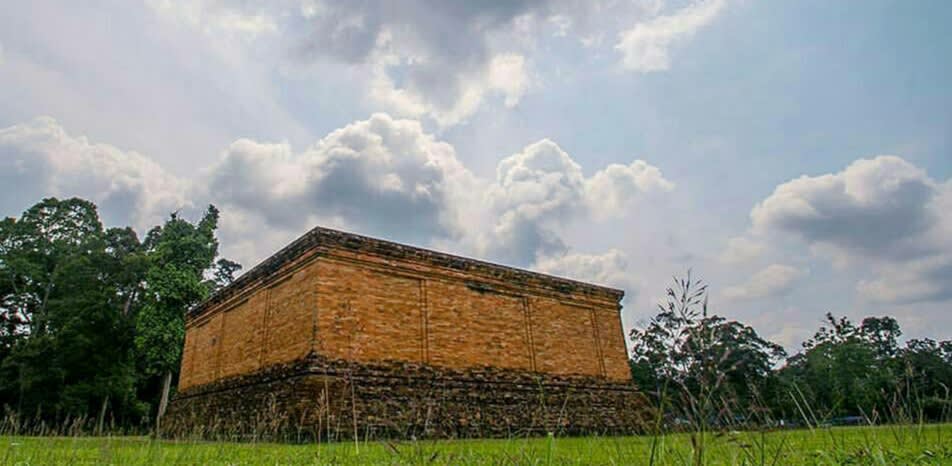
[134,206,234,427]
[208,258,242,294]
[0,198,238,429]
[629,271,786,422]
[630,273,952,428]
[898,338,952,419]
[0,198,142,422]
[774,313,952,423]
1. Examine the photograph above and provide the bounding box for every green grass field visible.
[1,424,950,465]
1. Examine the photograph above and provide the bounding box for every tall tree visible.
[860,316,902,360]
[0,198,143,424]
[897,338,952,420]
[135,205,234,429]
[778,313,904,421]
[207,258,242,293]
[629,271,785,426]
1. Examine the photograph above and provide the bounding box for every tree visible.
[778,314,906,421]
[0,218,24,357]
[860,316,902,360]
[0,198,143,426]
[629,271,785,426]
[895,338,952,420]
[207,258,242,293]
[134,206,230,429]
[0,198,238,432]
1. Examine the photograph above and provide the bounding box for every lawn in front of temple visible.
[2,424,950,465]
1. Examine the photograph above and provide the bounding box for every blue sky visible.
[1,0,950,351]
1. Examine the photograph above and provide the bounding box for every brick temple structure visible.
[163,226,649,440]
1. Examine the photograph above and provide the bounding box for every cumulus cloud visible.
[855,183,952,304]
[751,156,938,260]
[203,123,672,268]
[533,249,635,296]
[586,160,675,218]
[0,117,187,229]
[200,115,672,267]
[0,114,673,276]
[480,139,585,263]
[723,264,805,301]
[202,113,476,260]
[742,156,952,304]
[0,114,474,264]
[478,139,672,265]
[616,0,726,72]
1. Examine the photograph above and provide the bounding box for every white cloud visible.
[743,156,952,304]
[720,236,765,264]
[0,115,673,284]
[488,53,532,108]
[857,253,952,304]
[586,159,674,218]
[202,113,477,261]
[146,0,277,39]
[532,249,635,296]
[616,0,726,72]
[200,115,672,268]
[210,0,549,126]
[368,49,533,126]
[0,117,187,229]
[145,0,719,125]
[480,139,586,263]
[723,264,805,301]
[751,156,937,259]
[477,139,673,265]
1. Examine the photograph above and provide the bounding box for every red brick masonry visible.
[165,226,649,439]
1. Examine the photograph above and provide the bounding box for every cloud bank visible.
[0,117,186,230]
[146,0,727,125]
[0,115,672,290]
[737,156,952,304]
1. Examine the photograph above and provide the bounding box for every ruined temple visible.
[164,226,649,440]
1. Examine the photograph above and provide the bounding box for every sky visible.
[1,0,950,353]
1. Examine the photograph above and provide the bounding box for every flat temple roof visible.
[189,225,625,319]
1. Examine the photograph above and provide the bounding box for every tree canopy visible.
[630,273,952,427]
[0,198,238,430]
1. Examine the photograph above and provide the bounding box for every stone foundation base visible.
[163,355,651,441]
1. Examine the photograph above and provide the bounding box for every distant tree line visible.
[630,272,952,428]
[0,197,239,432]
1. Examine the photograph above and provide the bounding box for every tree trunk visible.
[35,273,56,335]
[155,371,172,435]
[96,395,109,436]
[122,288,137,317]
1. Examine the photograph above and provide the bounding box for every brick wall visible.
[165,354,651,440]
[179,233,631,392]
